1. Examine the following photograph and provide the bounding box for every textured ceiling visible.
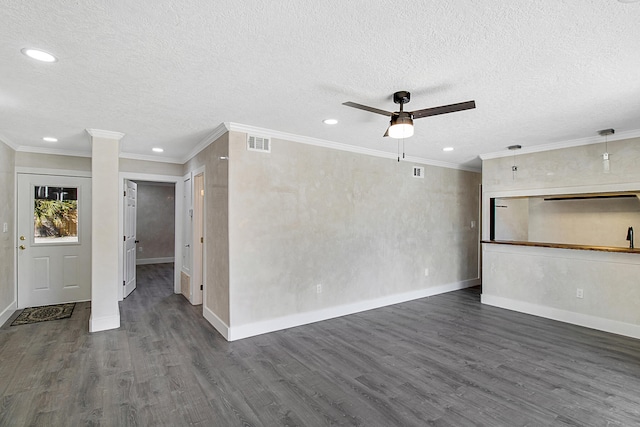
[1,0,640,169]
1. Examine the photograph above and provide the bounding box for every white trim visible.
[481,294,640,340]
[227,278,480,341]
[89,313,121,333]
[136,257,175,265]
[0,301,16,327]
[86,129,125,140]
[224,122,481,172]
[119,152,184,164]
[118,172,184,301]
[203,305,230,340]
[479,129,640,160]
[0,133,19,150]
[181,123,229,163]
[16,167,91,178]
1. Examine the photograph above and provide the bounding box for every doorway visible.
[122,180,176,298]
[118,173,183,301]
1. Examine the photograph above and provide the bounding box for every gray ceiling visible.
[2,0,640,169]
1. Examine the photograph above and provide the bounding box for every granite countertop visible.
[481,240,640,254]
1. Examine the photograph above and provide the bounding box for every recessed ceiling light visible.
[152,147,164,153]
[443,147,454,152]
[21,48,57,62]
[42,137,58,142]
[323,119,338,125]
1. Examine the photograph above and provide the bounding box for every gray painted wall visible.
[0,141,15,319]
[136,182,175,261]
[228,134,481,327]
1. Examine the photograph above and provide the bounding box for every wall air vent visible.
[412,166,424,178]
[247,135,271,153]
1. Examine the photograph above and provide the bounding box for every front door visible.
[17,174,92,308]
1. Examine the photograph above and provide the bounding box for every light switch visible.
[2,223,7,233]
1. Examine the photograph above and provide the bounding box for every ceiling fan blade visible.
[343,101,393,116]
[411,100,476,119]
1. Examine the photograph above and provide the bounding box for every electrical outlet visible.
[424,268,429,277]
[138,246,143,252]
[316,284,322,294]
[2,223,7,233]
[471,220,476,229]
[576,288,584,299]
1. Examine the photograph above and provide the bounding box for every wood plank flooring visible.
[2,263,640,426]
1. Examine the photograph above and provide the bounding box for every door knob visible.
[19,245,26,250]
[19,235,25,241]
[135,240,140,243]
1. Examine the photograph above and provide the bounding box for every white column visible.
[87,129,124,332]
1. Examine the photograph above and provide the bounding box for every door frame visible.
[117,172,183,300]
[191,167,205,305]
[12,167,92,315]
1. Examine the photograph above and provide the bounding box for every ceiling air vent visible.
[247,135,271,153]
[412,166,424,178]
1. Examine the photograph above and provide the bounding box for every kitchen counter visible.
[482,240,640,254]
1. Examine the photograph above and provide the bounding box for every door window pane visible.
[34,186,79,243]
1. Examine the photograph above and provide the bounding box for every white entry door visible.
[123,179,138,298]
[17,174,92,308]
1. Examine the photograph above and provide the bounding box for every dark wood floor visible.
[2,264,640,426]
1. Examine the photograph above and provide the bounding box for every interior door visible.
[123,179,138,298]
[192,173,204,305]
[17,174,92,308]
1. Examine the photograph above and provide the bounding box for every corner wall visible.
[0,141,16,325]
[227,132,481,339]
[183,133,230,334]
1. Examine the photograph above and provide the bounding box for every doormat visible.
[11,303,75,326]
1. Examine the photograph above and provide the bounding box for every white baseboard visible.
[0,300,17,327]
[136,257,175,265]
[481,294,640,340]
[89,313,120,332]
[227,278,480,341]
[203,305,230,340]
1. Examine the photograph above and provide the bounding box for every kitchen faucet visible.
[627,226,634,249]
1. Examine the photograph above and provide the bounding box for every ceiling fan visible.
[343,91,476,139]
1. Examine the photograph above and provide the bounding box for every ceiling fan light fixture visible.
[388,113,414,139]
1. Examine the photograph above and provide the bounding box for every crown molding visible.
[119,152,184,164]
[180,123,229,163]
[85,129,125,140]
[479,129,640,161]
[0,132,19,150]
[224,122,481,172]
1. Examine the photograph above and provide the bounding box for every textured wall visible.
[482,136,640,334]
[0,141,15,317]
[494,197,529,241]
[136,183,175,261]
[483,137,640,193]
[119,158,183,176]
[528,196,640,247]
[184,133,230,325]
[228,134,481,327]
[15,152,91,171]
